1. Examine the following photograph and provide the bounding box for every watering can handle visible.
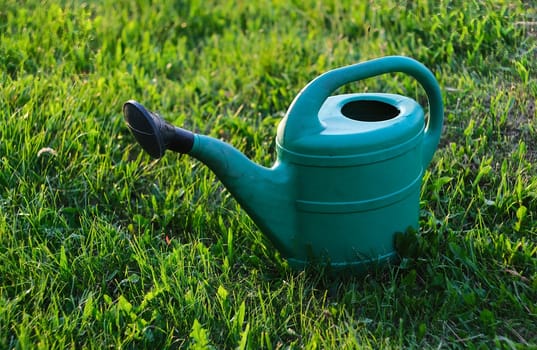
[283,56,443,166]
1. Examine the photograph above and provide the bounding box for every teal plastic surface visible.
[278,55,443,167]
[130,56,444,272]
[187,56,443,271]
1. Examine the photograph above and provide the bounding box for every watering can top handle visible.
[284,56,444,166]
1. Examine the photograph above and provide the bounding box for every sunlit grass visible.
[0,0,536,348]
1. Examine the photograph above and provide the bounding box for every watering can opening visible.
[341,100,400,122]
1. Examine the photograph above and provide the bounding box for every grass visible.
[0,0,536,348]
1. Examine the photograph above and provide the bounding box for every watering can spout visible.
[123,100,295,256]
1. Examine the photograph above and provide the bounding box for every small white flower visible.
[37,147,57,157]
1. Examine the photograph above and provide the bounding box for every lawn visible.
[1,0,536,348]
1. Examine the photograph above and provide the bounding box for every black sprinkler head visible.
[123,100,194,158]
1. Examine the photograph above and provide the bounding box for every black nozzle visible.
[123,100,194,158]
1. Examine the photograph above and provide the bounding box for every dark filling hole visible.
[341,100,400,122]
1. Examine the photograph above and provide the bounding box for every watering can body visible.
[275,93,430,269]
[123,56,443,272]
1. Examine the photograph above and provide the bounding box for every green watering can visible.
[123,56,443,271]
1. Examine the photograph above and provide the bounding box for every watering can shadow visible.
[123,56,443,272]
